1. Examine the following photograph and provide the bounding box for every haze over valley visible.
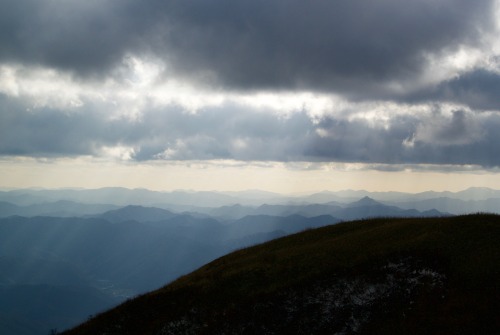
[0,187,499,334]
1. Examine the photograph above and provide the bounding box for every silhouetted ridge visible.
[64,214,500,335]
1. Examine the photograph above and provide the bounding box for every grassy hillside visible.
[64,214,499,335]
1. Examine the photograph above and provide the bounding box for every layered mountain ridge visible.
[0,187,497,334]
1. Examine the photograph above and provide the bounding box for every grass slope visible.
[64,214,499,335]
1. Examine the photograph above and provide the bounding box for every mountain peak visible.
[349,196,380,207]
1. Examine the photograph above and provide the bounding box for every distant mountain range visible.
[201,196,444,221]
[1,186,500,215]
[0,187,498,334]
[0,206,335,334]
[0,200,118,218]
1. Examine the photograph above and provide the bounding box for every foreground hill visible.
[65,214,499,335]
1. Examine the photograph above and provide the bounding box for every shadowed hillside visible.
[64,214,499,335]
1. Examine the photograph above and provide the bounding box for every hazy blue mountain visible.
[201,197,446,221]
[0,202,19,217]
[346,196,381,207]
[358,187,500,203]
[0,188,256,207]
[303,187,500,204]
[200,196,447,219]
[386,197,500,215]
[303,190,411,203]
[331,197,446,220]
[151,215,229,243]
[0,191,48,206]
[255,204,307,216]
[4,187,500,212]
[430,187,500,201]
[0,188,152,206]
[301,191,357,204]
[291,203,345,217]
[253,203,343,218]
[98,206,339,243]
[97,205,176,223]
[0,200,118,218]
[384,197,466,214]
[207,204,257,220]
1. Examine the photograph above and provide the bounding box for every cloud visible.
[160,0,496,92]
[0,94,122,157]
[2,91,500,167]
[408,69,500,110]
[0,94,309,161]
[1,0,496,95]
[411,109,485,146]
[0,0,152,77]
[297,107,500,167]
[1,0,500,172]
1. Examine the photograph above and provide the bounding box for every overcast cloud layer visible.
[1,0,500,168]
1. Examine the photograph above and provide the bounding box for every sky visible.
[1,0,500,193]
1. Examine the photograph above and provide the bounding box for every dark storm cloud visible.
[117,102,316,162]
[159,0,495,93]
[0,0,152,76]
[0,94,129,156]
[2,94,500,167]
[0,0,495,93]
[0,94,311,161]
[416,109,483,146]
[306,110,500,166]
[304,117,414,164]
[407,69,500,110]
